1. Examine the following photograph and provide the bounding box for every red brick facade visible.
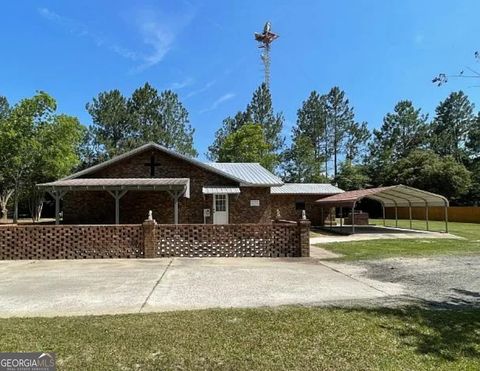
[270,194,332,226]
[63,148,272,224]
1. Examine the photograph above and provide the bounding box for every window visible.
[215,194,227,212]
[295,201,305,210]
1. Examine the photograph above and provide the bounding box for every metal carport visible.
[315,185,449,233]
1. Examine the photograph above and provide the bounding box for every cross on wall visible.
[144,154,162,177]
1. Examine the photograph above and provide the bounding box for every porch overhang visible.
[202,186,241,195]
[37,178,190,225]
[38,178,190,196]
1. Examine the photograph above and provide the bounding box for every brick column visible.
[142,219,157,258]
[297,219,311,257]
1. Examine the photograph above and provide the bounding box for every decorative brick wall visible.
[0,220,310,260]
[0,225,144,260]
[152,221,309,257]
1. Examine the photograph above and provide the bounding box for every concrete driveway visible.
[0,258,402,317]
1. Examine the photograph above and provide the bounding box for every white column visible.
[108,190,127,225]
[174,194,179,224]
[48,190,66,225]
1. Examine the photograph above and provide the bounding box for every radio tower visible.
[254,21,279,88]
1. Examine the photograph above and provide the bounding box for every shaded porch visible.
[37,178,190,225]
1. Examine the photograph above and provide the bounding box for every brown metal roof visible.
[315,185,449,208]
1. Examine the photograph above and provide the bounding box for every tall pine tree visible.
[325,87,355,177]
[85,83,197,161]
[366,100,428,185]
[207,83,284,162]
[430,91,475,164]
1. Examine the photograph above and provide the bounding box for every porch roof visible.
[38,178,190,195]
[202,186,241,194]
[315,185,449,208]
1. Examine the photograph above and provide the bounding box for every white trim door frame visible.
[213,194,229,224]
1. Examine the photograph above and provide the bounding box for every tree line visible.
[0,83,196,221]
[208,84,479,204]
[1,82,479,221]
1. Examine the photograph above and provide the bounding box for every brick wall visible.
[271,194,331,226]
[0,220,310,259]
[152,221,309,257]
[0,225,143,259]
[63,148,272,225]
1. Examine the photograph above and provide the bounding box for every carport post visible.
[351,203,355,234]
[382,205,386,226]
[425,206,429,231]
[395,206,398,228]
[330,207,333,230]
[408,202,412,230]
[320,207,324,227]
[340,207,343,227]
[444,203,449,233]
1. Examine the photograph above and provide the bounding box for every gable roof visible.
[205,163,283,186]
[63,143,283,187]
[270,183,344,195]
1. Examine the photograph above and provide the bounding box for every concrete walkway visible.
[311,226,461,245]
[0,258,403,317]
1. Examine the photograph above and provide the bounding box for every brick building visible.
[38,143,343,225]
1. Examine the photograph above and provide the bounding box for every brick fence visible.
[0,220,310,260]
[0,224,144,259]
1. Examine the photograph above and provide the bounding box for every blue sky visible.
[1,1,480,159]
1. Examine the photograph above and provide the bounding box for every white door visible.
[213,194,229,224]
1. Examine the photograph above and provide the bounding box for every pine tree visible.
[208,83,284,162]
[366,100,428,185]
[290,91,327,178]
[86,89,133,157]
[431,91,475,163]
[282,134,326,182]
[85,83,197,160]
[245,83,284,153]
[344,121,370,163]
[325,87,355,177]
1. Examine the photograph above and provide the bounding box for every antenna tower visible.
[254,21,279,88]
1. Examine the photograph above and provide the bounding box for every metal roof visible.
[202,186,241,194]
[61,143,281,187]
[315,185,449,208]
[38,178,190,196]
[205,163,283,186]
[270,183,344,195]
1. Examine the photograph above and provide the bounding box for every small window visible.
[295,201,305,210]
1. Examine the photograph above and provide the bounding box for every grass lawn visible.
[315,219,480,261]
[1,306,479,370]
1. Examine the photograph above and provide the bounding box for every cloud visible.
[168,77,195,90]
[38,7,139,61]
[38,5,196,71]
[185,80,216,99]
[200,93,235,113]
[131,6,196,72]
